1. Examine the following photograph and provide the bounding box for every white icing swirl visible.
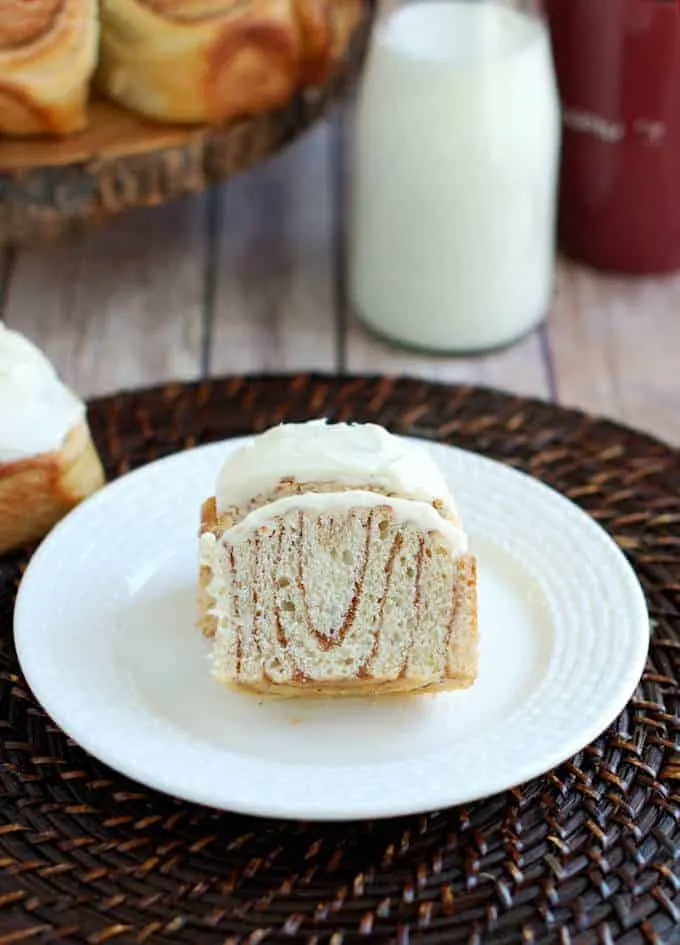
[0,321,85,463]
[217,489,469,554]
[216,419,457,513]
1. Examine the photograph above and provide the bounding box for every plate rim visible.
[13,436,651,820]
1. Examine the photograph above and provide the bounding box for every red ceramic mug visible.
[546,0,680,274]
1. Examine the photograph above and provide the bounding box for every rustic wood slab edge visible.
[0,3,374,249]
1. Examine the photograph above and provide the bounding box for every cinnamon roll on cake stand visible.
[0,0,374,247]
[0,0,98,137]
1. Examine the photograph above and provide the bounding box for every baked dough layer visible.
[0,421,105,554]
[199,487,478,698]
[0,0,98,135]
[97,0,363,124]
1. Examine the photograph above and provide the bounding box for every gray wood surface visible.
[2,120,679,446]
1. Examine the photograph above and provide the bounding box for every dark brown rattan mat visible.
[0,375,678,945]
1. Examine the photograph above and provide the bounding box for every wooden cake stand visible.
[0,3,373,248]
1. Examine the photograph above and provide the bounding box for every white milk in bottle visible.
[349,0,561,353]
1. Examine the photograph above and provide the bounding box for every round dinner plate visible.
[14,437,650,821]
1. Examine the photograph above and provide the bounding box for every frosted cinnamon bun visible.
[0,322,105,554]
[198,420,479,698]
[0,0,98,136]
[97,0,363,125]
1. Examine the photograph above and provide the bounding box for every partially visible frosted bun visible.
[0,323,104,554]
[0,321,85,463]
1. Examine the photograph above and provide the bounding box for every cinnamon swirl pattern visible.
[97,0,363,125]
[198,421,479,698]
[0,0,98,135]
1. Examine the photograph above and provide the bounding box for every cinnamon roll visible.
[0,322,105,555]
[198,420,479,698]
[97,0,363,125]
[0,0,98,136]
[294,0,364,85]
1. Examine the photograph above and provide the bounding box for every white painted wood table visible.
[3,119,679,447]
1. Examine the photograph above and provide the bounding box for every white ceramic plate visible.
[14,437,650,821]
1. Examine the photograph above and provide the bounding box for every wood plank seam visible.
[538,323,558,400]
[0,248,16,319]
[332,109,349,376]
[201,187,222,377]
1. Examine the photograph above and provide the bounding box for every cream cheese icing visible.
[207,489,469,556]
[215,419,457,513]
[0,321,85,463]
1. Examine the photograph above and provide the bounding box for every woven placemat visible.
[0,375,678,945]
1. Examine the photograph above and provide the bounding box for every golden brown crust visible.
[0,0,358,135]
[0,421,105,554]
[222,670,477,700]
[198,497,220,637]
[293,0,333,84]
[97,0,361,125]
[0,0,98,136]
[142,0,249,20]
[205,13,300,121]
[0,0,64,50]
[449,555,478,681]
[290,0,362,86]
[0,83,53,135]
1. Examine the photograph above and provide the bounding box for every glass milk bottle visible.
[349,0,561,354]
